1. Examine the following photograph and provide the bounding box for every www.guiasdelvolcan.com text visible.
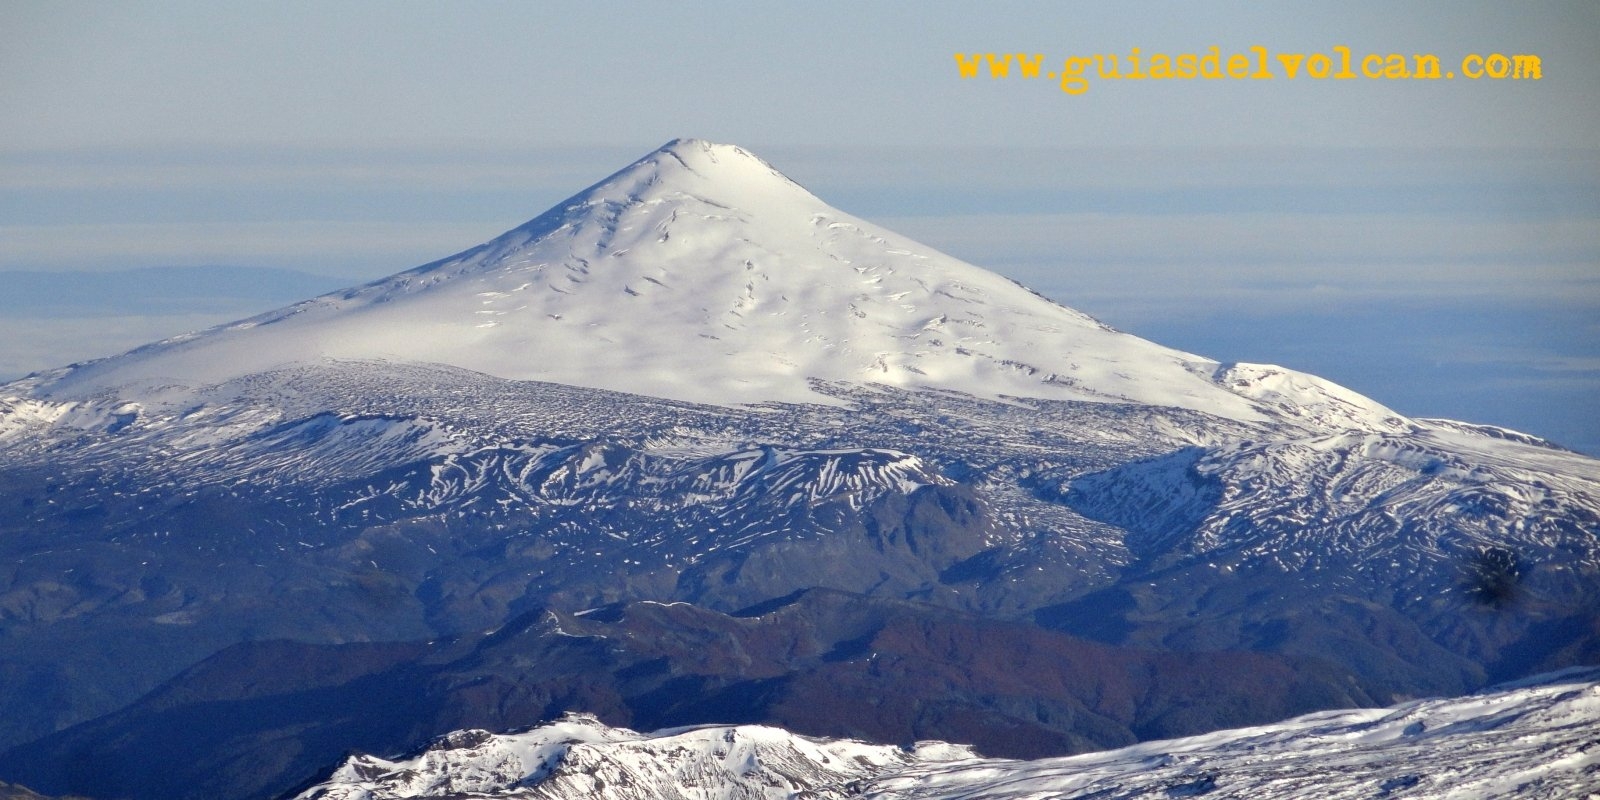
[955,46,1542,95]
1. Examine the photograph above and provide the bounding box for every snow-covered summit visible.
[31,139,1401,429]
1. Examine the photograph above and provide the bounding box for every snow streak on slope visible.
[29,139,1400,427]
[297,669,1600,800]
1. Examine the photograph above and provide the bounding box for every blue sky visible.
[2,2,1597,452]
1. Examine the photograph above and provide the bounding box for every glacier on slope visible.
[296,668,1600,800]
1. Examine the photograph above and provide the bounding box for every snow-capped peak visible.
[31,140,1403,431]
[579,138,820,211]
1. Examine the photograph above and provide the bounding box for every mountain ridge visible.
[0,589,1375,800]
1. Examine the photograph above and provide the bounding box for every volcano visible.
[1,140,1596,800]
[33,139,1400,432]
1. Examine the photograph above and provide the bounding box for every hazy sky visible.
[1,1,1597,451]
[4,1,1596,150]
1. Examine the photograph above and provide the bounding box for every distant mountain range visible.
[0,140,1595,800]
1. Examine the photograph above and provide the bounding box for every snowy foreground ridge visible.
[299,668,1600,800]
